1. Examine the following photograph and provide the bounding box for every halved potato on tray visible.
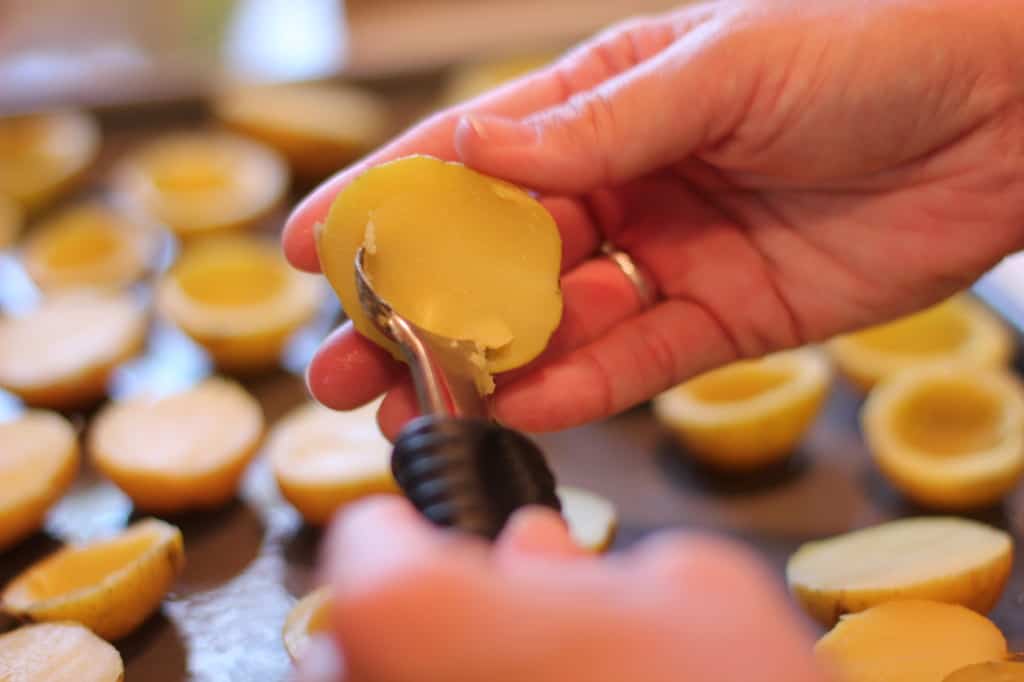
[1,518,185,640]
[90,377,264,513]
[0,622,124,682]
[0,411,79,552]
[316,155,563,385]
[269,399,396,526]
[156,236,321,372]
[214,82,393,180]
[787,517,1013,627]
[282,586,331,662]
[0,291,147,409]
[815,600,1008,682]
[21,200,162,292]
[652,347,831,471]
[0,110,100,212]
[558,486,617,553]
[829,295,1012,392]
[113,131,288,240]
[863,364,1024,510]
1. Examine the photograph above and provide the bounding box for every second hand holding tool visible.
[354,246,561,539]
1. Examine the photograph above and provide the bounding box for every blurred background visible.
[0,0,684,112]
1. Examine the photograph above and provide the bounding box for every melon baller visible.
[354,247,561,539]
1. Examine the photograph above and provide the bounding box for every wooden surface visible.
[3,86,1024,682]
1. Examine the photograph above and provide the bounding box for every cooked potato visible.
[815,600,1008,682]
[90,377,264,513]
[0,411,79,552]
[0,622,124,681]
[788,517,1012,627]
[1,518,185,640]
[269,399,396,525]
[653,347,831,471]
[316,155,562,381]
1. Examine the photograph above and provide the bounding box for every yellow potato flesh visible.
[787,517,1013,627]
[686,364,792,403]
[116,132,288,238]
[150,156,231,194]
[269,400,396,525]
[317,155,562,374]
[42,222,120,269]
[90,377,264,512]
[0,292,146,409]
[22,203,157,293]
[855,302,970,355]
[815,600,1008,682]
[15,534,156,599]
[0,622,124,682]
[892,380,1003,457]
[2,519,185,640]
[176,242,289,307]
[652,348,831,471]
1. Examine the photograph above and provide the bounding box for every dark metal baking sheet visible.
[3,87,1024,682]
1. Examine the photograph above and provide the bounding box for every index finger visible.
[282,13,675,272]
[282,70,567,272]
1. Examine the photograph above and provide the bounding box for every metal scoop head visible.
[354,247,491,419]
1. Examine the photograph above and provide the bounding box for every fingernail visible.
[459,114,537,147]
[294,635,345,682]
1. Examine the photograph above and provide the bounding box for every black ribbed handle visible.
[391,415,561,539]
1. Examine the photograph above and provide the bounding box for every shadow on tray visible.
[655,437,810,497]
[119,611,189,682]
[147,500,265,593]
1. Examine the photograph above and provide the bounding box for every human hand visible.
[285,0,1024,436]
[292,497,826,682]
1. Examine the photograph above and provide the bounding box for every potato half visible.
[90,377,265,513]
[1,518,185,640]
[316,155,562,377]
[269,399,396,525]
[0,622,124,682]
[787,517,1012,627]
[0,411,79,552]
[815,600,1007,682]
[863,364,1024,510]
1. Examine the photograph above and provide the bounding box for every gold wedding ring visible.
[601,241,658,309]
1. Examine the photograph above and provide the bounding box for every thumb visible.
[454,45,722,194]
[494,506,587,562]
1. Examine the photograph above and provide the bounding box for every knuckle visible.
[634,316,681,385]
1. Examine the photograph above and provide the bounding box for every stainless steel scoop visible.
[353,246,561,539]
[354,247,490,420]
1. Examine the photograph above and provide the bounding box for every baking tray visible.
[3,83,1024,682]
